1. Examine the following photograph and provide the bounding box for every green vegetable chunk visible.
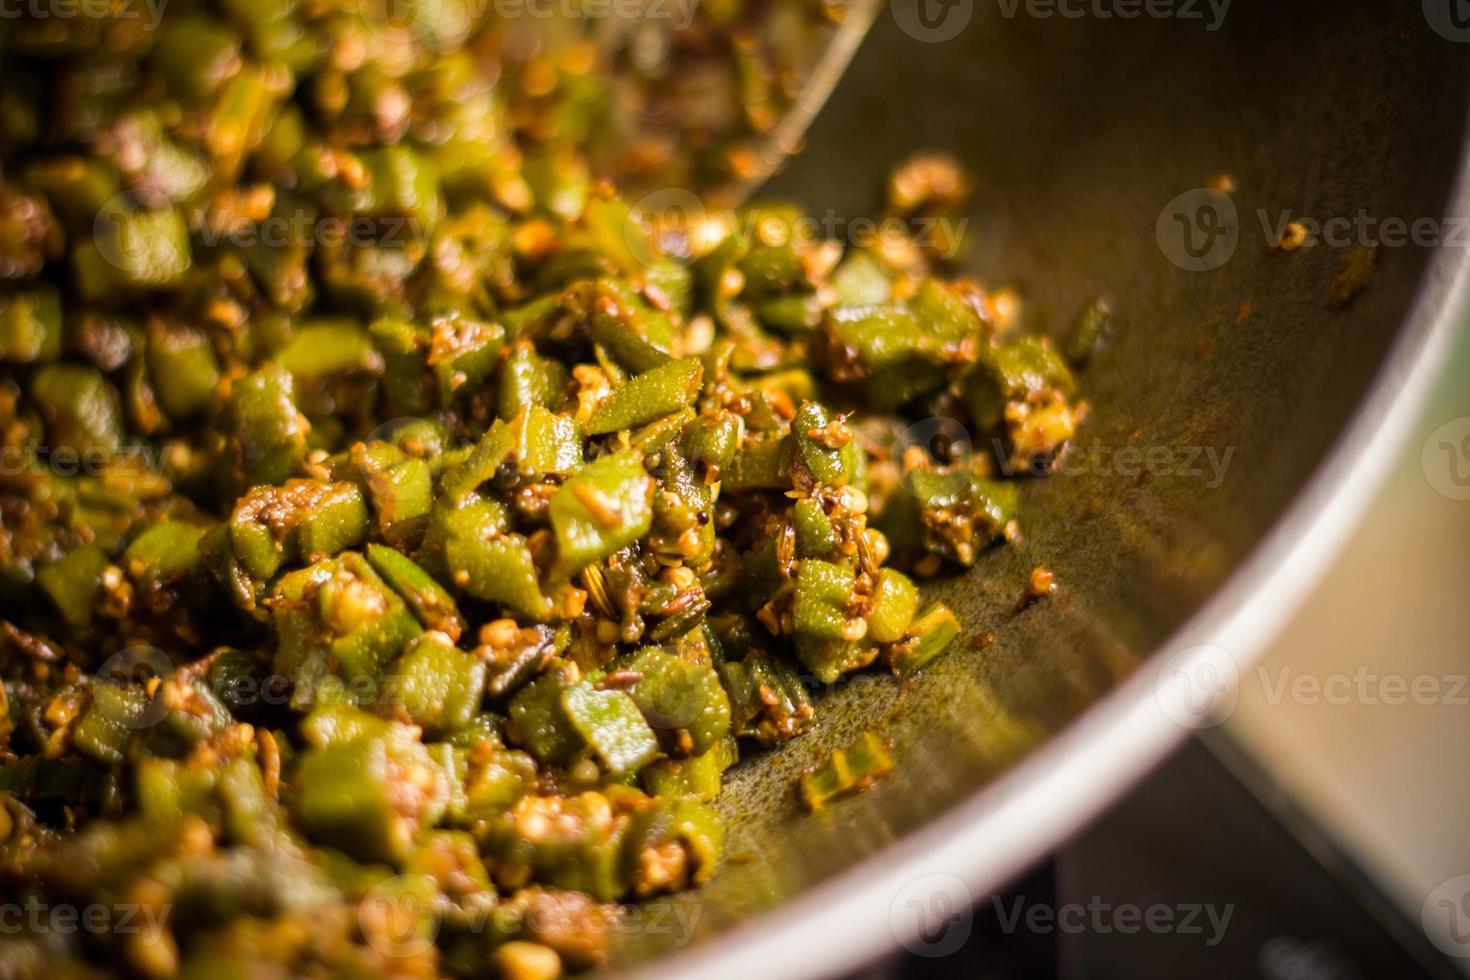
[618,647,731,757]
[0,9,1092,962]
[549,450,654,576]
[292,730,448,865]
[390,633,487,738]
[799,731,894,810]
[272,552,422,708]
[587,357,703,435]
[561,681,659,777]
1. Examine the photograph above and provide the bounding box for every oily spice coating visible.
[0,4,1087,978]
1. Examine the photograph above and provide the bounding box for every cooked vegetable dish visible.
[0,2,1087,977]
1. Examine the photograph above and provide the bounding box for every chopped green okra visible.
[1066,296,1113,366]
[228,480,368,585]
[499,341,572,420]
[640,735,738,802]
[76,202,192,298]
[561,680,660,778]
[719,651,815,746]
[429,503,549,620]
[507,663,583,767]
[146,320,223,420]
[794,559,856,640]
[389,632,488,738]
[483,791,631,902]
[0,3,1092,969]
[334,443,434,550]
[888,602,963,677]
[507,662,659,778]
[549,450,655,576]
[867,569,920,645]
[366,543,465,641]
[30,362,123,455]
[799,731,894,811]
[963,337,1080,468]
[145,675,234,757]
[791,401,859,487]
[509,406,584,476]
[71,683,150,765]
[622,796,724,897]
[616,647,732,757]
[225,364,308,490]
[587,358,703,435]
[36,543,109,632]
[292,729,449,865]
[0,287,62,363]
[272,552,422,706]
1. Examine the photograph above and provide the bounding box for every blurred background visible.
[855,307,1470,980]
[1228,320,1470,942]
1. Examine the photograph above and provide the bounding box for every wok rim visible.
[627,88,1470,980]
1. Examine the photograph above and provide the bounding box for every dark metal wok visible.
[615,0,1470,973]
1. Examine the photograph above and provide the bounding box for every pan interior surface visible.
[611,0,1470,970]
